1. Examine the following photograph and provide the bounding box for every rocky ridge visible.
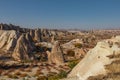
[62,36,120,80]
[0,23,69,62]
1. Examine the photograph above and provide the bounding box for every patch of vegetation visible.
[74,43,82,48]
[37,76,47,80]
[107,53,120,59]
[68,60,79,69]
[19,73,28,77]
[14,71,21,76]
[8,74,19,79]
[34,70,43,77]
[47,70,67,80]
[67,50,75,57]
[21,59,33,63]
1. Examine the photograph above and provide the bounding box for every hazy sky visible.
[0,0,120,29]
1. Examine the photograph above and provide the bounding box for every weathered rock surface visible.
[0,23,71,43]
[0,29,37,61]
[62,39,83,49]
[0,24,20,30]
[73,48,86,59]
[12,33,35,61]
[62,39,85,59]
[47,41,64,65]
[0,30,19,51]
[35,42,53,48]
[34,29,42,42]
[0,23,71,62]
[66,36,120,80]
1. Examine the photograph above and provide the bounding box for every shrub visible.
[34,70,43,77]
[74,43,82,48]
[57,70,67,78]
[25,68,32,72]
[8,74,18,79]
[14,71,21,76]
[68,60,79,69]
[0,69,3,75]
[19,73,28,77]
[21,60,33,63]
[67,50,75,57]
[48,70,67,80]
[37,76,47,80]
[48,75,59,80]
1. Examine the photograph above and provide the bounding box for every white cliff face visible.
[67,36,120,80]
[0,30,19,51]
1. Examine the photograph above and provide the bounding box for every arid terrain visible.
[0,23,120,80]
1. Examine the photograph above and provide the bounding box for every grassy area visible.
[36,70,67,80]
[47,70,67,80]
[68,60,79,69]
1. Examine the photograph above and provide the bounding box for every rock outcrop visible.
[0,23,71,62]
[0,23,70,43]
[0,29,36,61]
[34,29,42,42]
[62,39,85,59]
[62,39,83,49]
[66,36,120,80]
[12,33,35,61]
[0,24,20,30]
[0,30,19,51]
[47,41,64,65]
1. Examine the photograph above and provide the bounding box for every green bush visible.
[68,60,79,69]
[57,70,67,78]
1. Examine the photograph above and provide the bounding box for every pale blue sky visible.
[0,0,120,29]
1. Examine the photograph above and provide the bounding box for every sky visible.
[0,0,120,29]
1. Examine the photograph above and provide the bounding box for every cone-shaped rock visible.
[29,29,35,39]
[12,33,35,61]
[0,30,19,51]
[34,29,42,42]
[47,41,64,65]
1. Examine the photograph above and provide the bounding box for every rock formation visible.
[62,39,85,59]
[47,41,64,65]
[62,39,83,49]
[67,36,120,80]
[29,29,35,39]
[0,23,70,62]
[34,29,42,42]
[12,33,35,61]
[0,30,19,51]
